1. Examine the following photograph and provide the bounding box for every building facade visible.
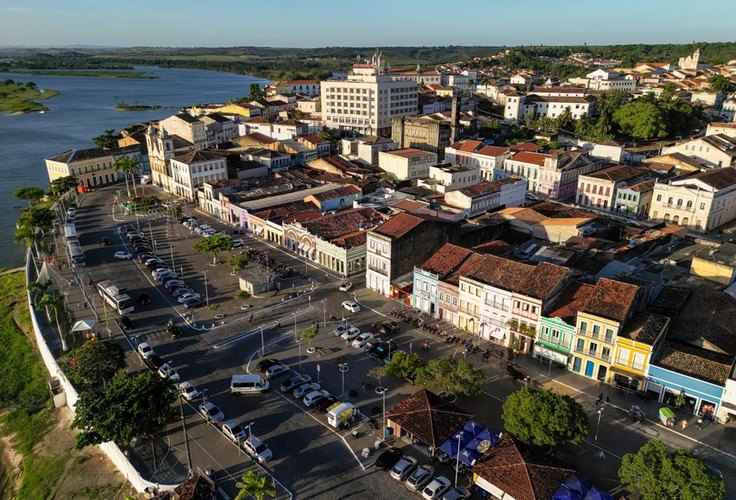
[169,151,228,201]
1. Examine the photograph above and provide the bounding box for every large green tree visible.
[502,387,589,448]
[416,356,486,397]
[249,83,264,101]
[613,100,668,140]
[384,351,424,381]
[193,232,233,265]
[72,371,177,449]
[92,128,120,149]
[235,471,276,500]
[49,176,78,197]
[13,186,45,206]
[708,75,732,93]
[619,440,725,500]
[60,340,126,389]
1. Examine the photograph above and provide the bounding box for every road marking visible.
[213,306,315,349]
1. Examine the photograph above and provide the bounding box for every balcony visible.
[367,265,387,276]
[576,330,615,345]
[574,346,611,363]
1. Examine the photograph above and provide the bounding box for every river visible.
[0,66,267,268]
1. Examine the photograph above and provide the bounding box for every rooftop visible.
[417,243,473,278]
[509,152,549,166]
[546,282,596,325]
[582,278,639,323]
[172,150,223,165]
[46,147,114,163]
[306,184,361,202]
[383,148,437,159]
[654,342,734,386]
[372,212,428,239]
[583,165,650,183]
[619,312,670,345]
[466,255,569,300]
[302,207,383,242]
[457,178,522,198]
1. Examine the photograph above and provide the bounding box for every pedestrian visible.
[697,418,703,430]
[680,419,688,431]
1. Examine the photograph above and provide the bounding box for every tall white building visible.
[321,51,418,136]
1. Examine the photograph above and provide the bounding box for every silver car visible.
[390,456,418,481]
[406,465,435,491]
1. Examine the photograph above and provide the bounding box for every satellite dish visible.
[477,440,492,454]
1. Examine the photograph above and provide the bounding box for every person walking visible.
[680,419,688,431]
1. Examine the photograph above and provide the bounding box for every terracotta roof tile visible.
[476,145,510,157]
[582,278,639,323]
[619,312,669,345]
[547,282,595,325]
[509,152,549,166]
[372,213,426,239]
[306,184,361,201]
[302,207,382,241]
[466,255,569,300]
[509,142,544,153]
[392,200,427,212]
[654,342,733,385]
[418,244,473,277]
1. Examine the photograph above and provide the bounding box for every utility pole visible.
[260,325,265,356]
[179,397,193,476]
[202,270,209,307]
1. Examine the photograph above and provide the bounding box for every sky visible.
[0,0,734,48]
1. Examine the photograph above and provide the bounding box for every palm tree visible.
[28,280,52,322]
[36,288,68,351]
[235,471,276,500]
[113,157,140,198]
[15,221,42,269]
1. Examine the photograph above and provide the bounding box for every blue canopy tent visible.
[553,485,584,500]
[584,487,613,500]
[564,475,589,496]
[437,429,472,457]
[438,421,500,466]
[466,428,500,452]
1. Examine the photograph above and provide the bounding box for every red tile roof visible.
[445,253,485,286]
[302,207,383,241]
[582,278,639,323]
[385,148,437,159]
[509,142,543,153]
[372,213,426,239]
[467,255,569,300]
[471,240,514,256]
[418,244,473,277]
[473,437,574,500]
[509,151,549,166]
[546,282,595,324]
[458,178,522,198]
[385,389,473,450]
[476,145,510,157]
[172,150,223,164]
[306,184,361,202]
[454,140,484,153]
[392,200,428,212]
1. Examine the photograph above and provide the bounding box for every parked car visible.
[375,447,403,471]
[390,456,418,481]
[338,281,353,292]
[280,374,311,393]
[177,381,200,401]
[164,279,186,289]
[256,358,280,373]
[231,239,244,248]
[265,363,290,380]
[311,395,339,414]
[221,420,246,443]
[331,322,352,337]
[177,292,201,303]
[441,486,471,500]
[422,476,451,500]
[119,315,134,331]
[113,251,133,260]
[134,246,152,255]
[183,298,204,309]
[171,287,195,298]
[145,257,164,266]
[342,301,360,313]
[303,389,330,407]
[137,342,155,359]
[352,332,374,349]
[368,342,397,361]
[340,326,362,342]
[293,383,321,399]
[145,354,164,371]
[198,402,225,423]
[158,362,180,382]
[138,292,151,305]
[379,321,401,335]
[361,339,378,353]
[138,253,156,263]
[243,435,272,463]
[152,267,174,278]
[406,465,435,491]
[154,271,177,282]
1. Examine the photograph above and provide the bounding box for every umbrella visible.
[553,485,583,500]
[438,430,472,457]
[462,420,484,438]
[564,475,589,495]
[584,487,613,500]
[466,428,500,452]
[71,319,95,332]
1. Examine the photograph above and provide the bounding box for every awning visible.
[533,344,569,365]
[489,327,505,340]
[608,365,645,381]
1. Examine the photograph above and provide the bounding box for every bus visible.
[97,280,135,315]
[66,238,86,267]
[63,222,77,240]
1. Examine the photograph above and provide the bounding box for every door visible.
[584,360,595,378]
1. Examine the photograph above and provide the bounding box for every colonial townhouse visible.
[535,282,594,368]
[648,167,736,231]
[159,113,207,150]
[201,113,237,147]
[443,139,484,168]
[44,146,141,189]
[614,179,656,217]
[570,278,641,382]
[576,165,651,210]
[444,178,527,217]
[445,141,514,181]
[168,151,227,202]
[145,124,197,191]
[457,274,485,336]
[267,79,320,97]
[417,164,480,194]
[436,254,484,326]
[504,94,596,121]
[238,117,309,141]
[378,148,438,181]
[661,133,736,168]
[282,207,383,276]
[303,185,362,212]
[610,312,669,392]
[502,152,547,193]
[536,151,604,200]
[413,244,473,316]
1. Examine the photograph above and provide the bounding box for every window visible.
[580,321,587,333]
[592,325,601,338]
[632,352,646,371]
[576,338,585,351]
[452,297,458,306]
[572,357,582,373]
[605,328,614,343]
[588,342,598,356]
[616,348,629,365]
[439,292,444,301]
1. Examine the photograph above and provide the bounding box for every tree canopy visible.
[92,128,120,149]
[613,100,668,140]
[235,471,276,500]
[60,340,126,389]
[619,440,725,500]
[708,74,732,93]
[48,175,78,196]
[193,233,233,264]
[13,186,45,206]
[383,351,424,381]
[502,388,589,448]
[416,356,486,397]
[71,371,177,448]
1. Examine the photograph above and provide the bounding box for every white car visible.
[177,292,201,303]
[152,267,174,278]
[342,301,360,313]
[331,323,352,337]
[265,363,290,379]
[303,389,330,407]
[198,402,225,423]
[422,476,452,500]
[177,382,200,401]
[243,435,272,463]
[113,251,133,260]
[407,465,435,491]
[340,326,362,342]
[339,281,353,292]
[137,342,155,359]
[154,270,177,281]
[232,239,244,248]
[158,362,180,382]
[390,456,418,481]
[293,383,321,399]
[352,332,374,349]
[221,420,246,443]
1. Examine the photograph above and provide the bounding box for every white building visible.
[321,51,418,136]
[417,164,480,194]
[661,134,736,168]
[444,141,513,181]
[648,167,736,231]
[505,94,597,121]
[159,113,207,150]
[268,79,320,97]
[568,69,637,92]
[237,117,308,141]
[576,165,651,211]
[444,178,527,217]
[169,151,228,201]
[378,148,437,181]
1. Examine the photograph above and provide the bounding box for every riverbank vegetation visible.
[0,79,59,113]
[116,101,163,111]
[13,69,154,79]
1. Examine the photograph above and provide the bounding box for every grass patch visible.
[0,80,59,113]
[15,452,69,499]
[0,407,54,457]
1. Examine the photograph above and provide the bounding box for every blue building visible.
[645,342,731,419]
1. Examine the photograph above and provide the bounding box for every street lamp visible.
[454,431,463,487]
[377,386,388,441]
[260,325,265,357]
[322,299,326,327]
[293,311,298,343]
[245,421,256,438]
[595,405,604,441]
[201,270,209,307]
[338,362,349,396]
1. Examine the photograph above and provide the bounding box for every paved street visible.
[54,183,736,498]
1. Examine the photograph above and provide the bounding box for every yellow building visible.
[569,278,640,382]
[216,101,263,118]
[690,243,736,286]
[611,312,670,391]
[45,147,140,188]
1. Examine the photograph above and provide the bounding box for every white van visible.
[230,374,269,395]
[327,402,355,428]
